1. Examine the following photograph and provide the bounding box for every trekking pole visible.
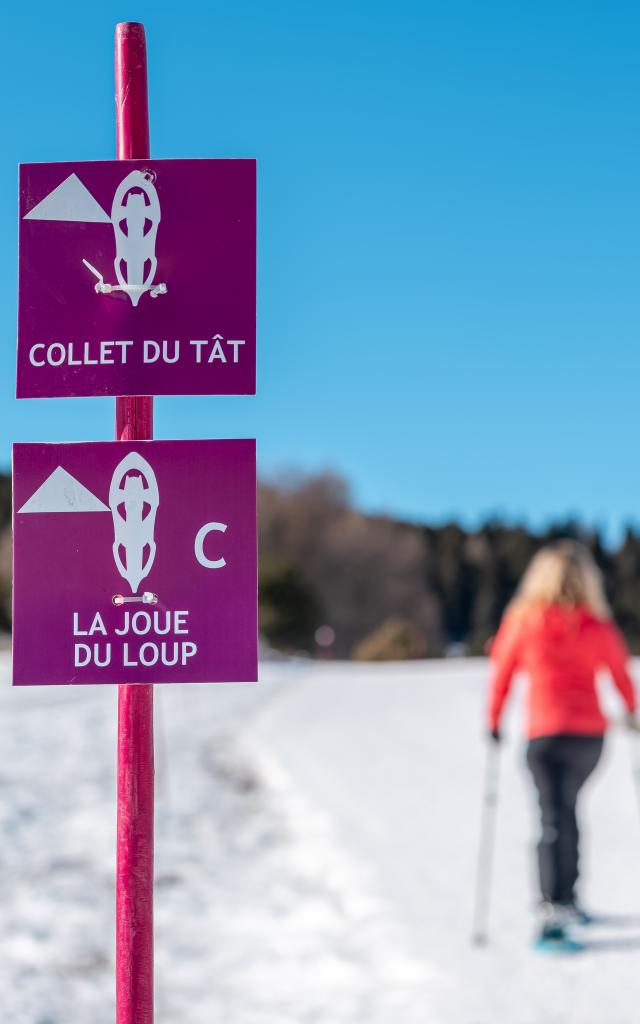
[471,738,501,946]
[625,719,640,822]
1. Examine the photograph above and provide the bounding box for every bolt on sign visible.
[17,159,256,398]
[12,440,257,685]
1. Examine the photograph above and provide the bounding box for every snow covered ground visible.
[1,652,640,1023]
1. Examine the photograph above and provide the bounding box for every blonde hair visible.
[507,540,610,620]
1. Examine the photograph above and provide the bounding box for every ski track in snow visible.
[247,659,640,1024]
[2,653,640,1022]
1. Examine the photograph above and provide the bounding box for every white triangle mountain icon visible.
[24,173,111,224]
[18,467,109,513]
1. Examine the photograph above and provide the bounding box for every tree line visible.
[2,469,640,659]
[258,472,640,658]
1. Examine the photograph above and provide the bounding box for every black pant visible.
[526,734,604,904]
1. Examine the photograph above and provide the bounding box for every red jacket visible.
[488,604,636,739]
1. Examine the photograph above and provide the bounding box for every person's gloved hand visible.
[625,711,640,733]
[488,728,501,744]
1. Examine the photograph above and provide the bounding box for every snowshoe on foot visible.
[534,902,583,954]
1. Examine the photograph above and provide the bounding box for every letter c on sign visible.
[30,344,45,367]
[195,522,227,569]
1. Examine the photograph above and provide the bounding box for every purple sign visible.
[12,440,257,685]
[17,160,256,398]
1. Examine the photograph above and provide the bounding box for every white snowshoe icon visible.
[109,452,160,594]
[83,170,167,304]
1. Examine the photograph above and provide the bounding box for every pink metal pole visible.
[114,22,154,1024]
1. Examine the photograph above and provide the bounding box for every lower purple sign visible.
[12,440,257,686]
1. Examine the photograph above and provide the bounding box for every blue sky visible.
[2,1,640,538]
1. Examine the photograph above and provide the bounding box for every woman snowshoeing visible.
[487,540,638,950]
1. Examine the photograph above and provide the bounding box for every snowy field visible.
[1,652,640,1023]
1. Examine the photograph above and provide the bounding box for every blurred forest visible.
[2,469,640,659]
[259,471,640,659]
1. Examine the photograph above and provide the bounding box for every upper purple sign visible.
[13,439,257,685]
[17,160,256,398]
